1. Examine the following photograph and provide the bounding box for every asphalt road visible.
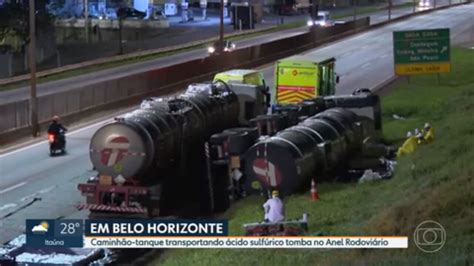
[0,4,473,244]
[0,0,456,104]
[261,2,472,94]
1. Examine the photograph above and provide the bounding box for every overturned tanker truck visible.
[209,92,392,207]
[77,78,390,217]
[78,81,269,217]
[243,108,379,197]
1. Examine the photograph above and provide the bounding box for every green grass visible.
[333,2,414,20]
[382,48,474,143]
[334,6,379,19]
[152,48,474,265]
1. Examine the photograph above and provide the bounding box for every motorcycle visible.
[48,128,67,156]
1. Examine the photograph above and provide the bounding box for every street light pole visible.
[388,0,392,20]
[118,17,123,54]
[311,0,317,21]
[353,0,357,21]
[219,0,224,45]
[28,0,39,137]
[85,0,89,43]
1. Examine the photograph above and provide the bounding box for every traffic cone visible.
[311,179,319,201]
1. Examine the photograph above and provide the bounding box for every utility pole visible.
[29,0,39,137]
[85,0,89,43]
[219,0,224,46]
[353,0,357,21]
[388,0,392,20]
[118,17,123,54]
[311,0,317,21]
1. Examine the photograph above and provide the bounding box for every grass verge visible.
[152,47,474,265]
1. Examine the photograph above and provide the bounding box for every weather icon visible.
[31,221,49,233]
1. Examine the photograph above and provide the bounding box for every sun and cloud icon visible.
[31,221,49,233]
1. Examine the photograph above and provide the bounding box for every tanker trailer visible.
[243,108,376,197]
[319,90,382,139]
[77,81,247,217]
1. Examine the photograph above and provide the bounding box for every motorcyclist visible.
[48,115,67,147]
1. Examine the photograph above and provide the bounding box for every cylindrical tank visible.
[244,108,375,197]
[223,127,260,155]
[311,108,358,152]
[89,82,239,183]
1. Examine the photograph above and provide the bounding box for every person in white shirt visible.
[263,190,285,223]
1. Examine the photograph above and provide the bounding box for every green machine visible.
[274,55,338,104]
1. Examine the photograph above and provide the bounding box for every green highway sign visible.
[393,28,451,75]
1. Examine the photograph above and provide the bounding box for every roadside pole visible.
[353,0,357,21]
[8,53,13,77]
[219,0,224,46]
[84,0,89,43]
[28,0,39,137]
[85,0,90,43]
[311,1,318,43]
[388,0,392,20]
[413,0,416,13]
[118,17,123,54]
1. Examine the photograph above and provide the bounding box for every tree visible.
[0,3,28,52]
[0,0,53,53]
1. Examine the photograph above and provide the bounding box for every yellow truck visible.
[274,56,338,104]
[213,69,266,87]
[213,69,271,123]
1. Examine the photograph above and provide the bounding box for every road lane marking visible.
[0,116,114,158]
[0,203,17,212]
[38,185,55,194]
[21,185,56,202]
[0,182,26,194]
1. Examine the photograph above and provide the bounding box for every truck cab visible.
[274,56,338,105]
[214,69,266,87]
[213,69,271,124]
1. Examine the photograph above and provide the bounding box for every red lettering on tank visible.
[252,158,282,187]
[101,136,130,166]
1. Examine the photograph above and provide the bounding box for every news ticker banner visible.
[84,237,408,249]
[26,219,408,249]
